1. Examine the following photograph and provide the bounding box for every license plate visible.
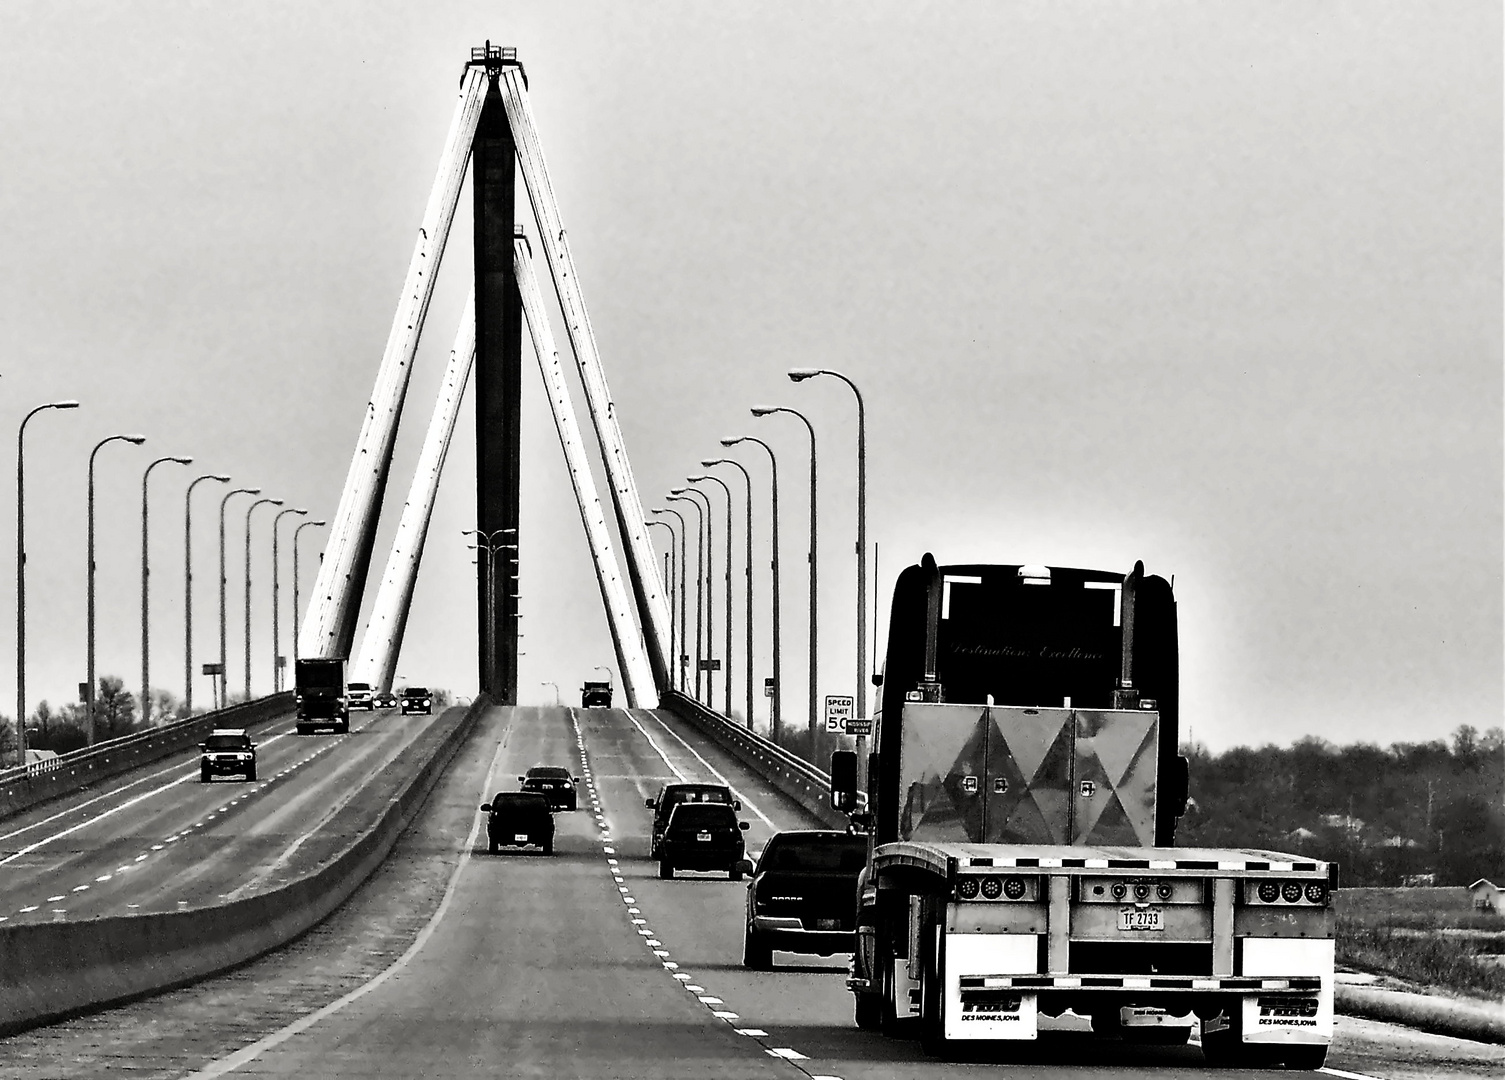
[697,831,712,842]
[514,833,529,842]
[815,918,840,930]
[1118,906,1164,931]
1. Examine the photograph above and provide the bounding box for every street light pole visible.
[141,454,192,723]
[16,399,79,759]
[688,475,734,720]
[666,494,705,703]
[646,519,676,693]
[291,519,326,673]
[705,458,755,731]
[243,497,284,701]
[463,528,515,694]
[271,507,308,692]
[722,435,781,742]
[219,487,260,711]
[184,474,231,715]
[791,367,868,723]
[752,405,817,752]
[652,507,690,694]
[674,487,715,708]
[87,433,146,743]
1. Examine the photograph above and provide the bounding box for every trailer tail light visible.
[1304,882,1327,905]
[1004,877,1026,900]
[957,877,980,900]
[980,876,1004,900]
[1157,882,1174,900]
[1111,882,1128,901]
[1258,881,1280,904]
[1282,881,1304,903]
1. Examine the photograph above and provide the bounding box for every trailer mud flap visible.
[944,933,1039,1040]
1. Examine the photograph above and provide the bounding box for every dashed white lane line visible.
[571,708,838,1077]
[1321,1069,1389,1080]
[639,709,778,829]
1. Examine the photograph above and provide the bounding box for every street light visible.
[704,458,754,730]
[687,474,733,720]
[291,519,326,672]
[671,487,714,705]
[141,454,192,722]
[87,433,146,743]
[464,528,516,693]
[184,473,231,713]
[722,434,782,741]
[542,680,560,707]
[651,506,690,694]
[666,494,706,703]
[646,519,677,692]
[218,487,260,711]
[243,497,284,701]
[271,507,308,691]
[752,404,818,750]
[790,366,869,724]
[16,399,79,759]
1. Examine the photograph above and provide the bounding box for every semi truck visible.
[831,556,1335,1066]
[295,657,350,735]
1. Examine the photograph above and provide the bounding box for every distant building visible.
[1468,879,1504,915]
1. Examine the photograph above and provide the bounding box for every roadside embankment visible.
[1336,980,1504,1044]
[0,696,490,1035]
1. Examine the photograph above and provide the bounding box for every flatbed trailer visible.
[832,557,1336,1066]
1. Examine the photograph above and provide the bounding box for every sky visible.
[0,2,1497,752]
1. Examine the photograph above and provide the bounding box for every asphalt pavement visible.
[0,703,1499,1080]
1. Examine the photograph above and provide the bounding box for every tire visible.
[658,859,673,880]
[488,837,498,854]
[1124,1025,1191,1046]
[1201,1012,1273,1068]
[742,926,773,969]
[543,837,554,856]
[854,990,883,1030]
[247,765,257,782]
[918,922,948,1057]
[729,865,743,881]
[200,767,211,783]
[338,719,350,734]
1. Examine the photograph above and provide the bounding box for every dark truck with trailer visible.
[295,657,350,735]
[831,556,1335,1066]
[581,680,613,708]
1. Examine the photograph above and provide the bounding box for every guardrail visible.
[0,692,294,821]
[0,694,492,1035]
[657,690,863,828]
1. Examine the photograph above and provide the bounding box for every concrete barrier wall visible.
[658,690,850,828]
[0,692,295,822]
[1336,984,1504,1044]
[0,695,490,1035]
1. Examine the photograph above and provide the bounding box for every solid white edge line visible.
[1320,1068,1388,1080]
[180,708,510,1079]
[639,709,778,829]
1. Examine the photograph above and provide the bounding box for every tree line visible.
[1177,725,1504,887]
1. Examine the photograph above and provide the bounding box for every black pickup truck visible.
[742,830,868,969]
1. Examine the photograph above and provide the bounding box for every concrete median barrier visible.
[0,693,294,822]
[0,695,491,1035]
[1336,983,1505,1044]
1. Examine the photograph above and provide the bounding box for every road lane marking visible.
[767,1047,807,1060]
[181,706,513,1078]
[638,709,778,829]
[1321,1069,1388,1080]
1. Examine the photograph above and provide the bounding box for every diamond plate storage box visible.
[896,702,1157,847]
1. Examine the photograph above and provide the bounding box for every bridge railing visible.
[0,692,294,821]
[657,690,864,829]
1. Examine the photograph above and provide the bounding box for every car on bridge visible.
[346,681,375,710]
[581,680,612,708]
[646,782,740,858]
[374,690,399,710]
[658,801,750,880]
[742,830,867,969]
[199,729,257,783]
[481,792,554,855]
[520,765,578,811]
[400,687,433,715]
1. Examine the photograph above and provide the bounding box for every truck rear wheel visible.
[854,989,882,1030]
[1281,1045,1328,1070]
[918,923,949,1057]
[742,926,772,969]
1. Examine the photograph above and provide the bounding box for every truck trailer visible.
[295,657,350,735]
[832,556,1335,1066]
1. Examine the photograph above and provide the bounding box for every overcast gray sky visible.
[0,2,1497,752]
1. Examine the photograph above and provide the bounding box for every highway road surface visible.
[0,704,438,925]
[0,704,1499,1080]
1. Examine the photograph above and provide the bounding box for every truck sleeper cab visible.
[841,557,1334,1067]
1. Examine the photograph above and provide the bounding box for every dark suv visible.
[481,792,554,854]
[199,729,257,783]
[658,802,749,879]
[646,782,739,858]
[742,830,867,968]
[520,765,578,811]
[400,687,432,715]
